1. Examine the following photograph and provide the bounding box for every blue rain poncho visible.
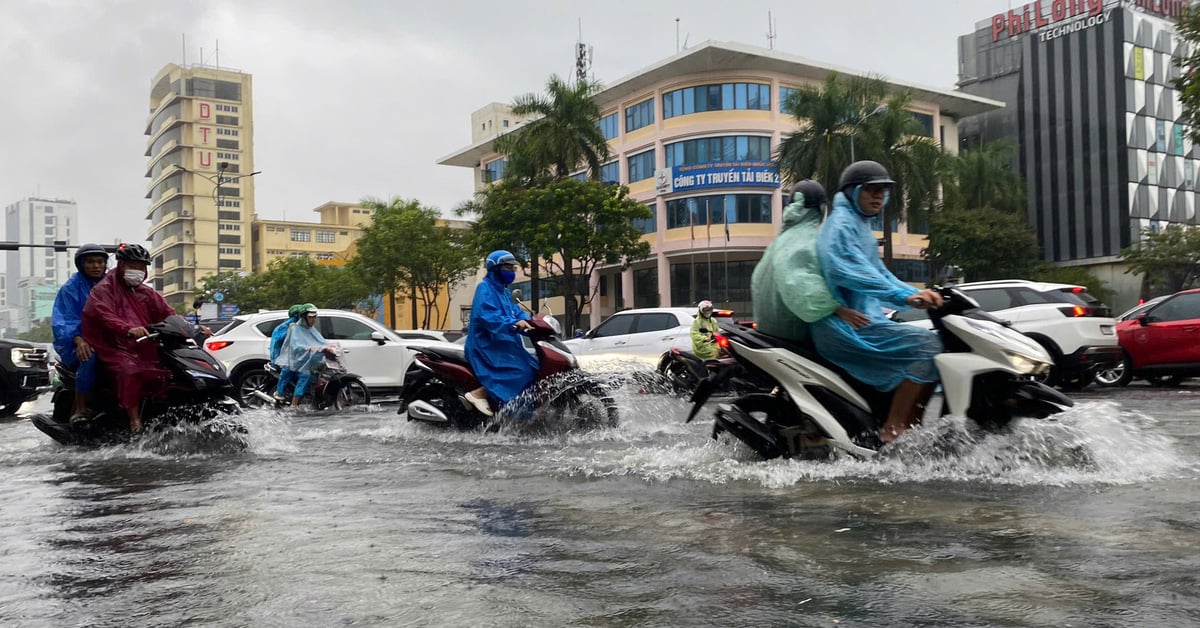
[52,271,102,368]
[465,273,537,405]
[809,190,942,391]
[751,197,840,343]
[269,315,299,365]
[279,322,331,373]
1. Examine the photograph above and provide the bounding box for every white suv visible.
[894,280,1121,389]
[204,309,412,404]
[562,307,734,364]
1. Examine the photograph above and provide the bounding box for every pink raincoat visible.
[81,271,177,411]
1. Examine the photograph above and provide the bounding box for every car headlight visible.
[1005,351,1050,375]
[11,348,29,368]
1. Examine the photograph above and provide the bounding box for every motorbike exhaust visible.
[406,400,450,423]
[251,390,276,404]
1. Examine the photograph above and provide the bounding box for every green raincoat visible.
[750,197,839,343]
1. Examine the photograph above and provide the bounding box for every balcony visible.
[144,92,179,135]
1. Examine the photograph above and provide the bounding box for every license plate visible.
[1100,325,1114,335]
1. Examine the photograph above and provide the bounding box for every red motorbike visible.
[397,314,618,431]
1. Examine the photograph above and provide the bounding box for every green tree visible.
[1119,224,1200,295]
[468,178,651,333]
[924,207,1040,282]
[349,197,479,329]
[194,272,270,313]
[1030,264,1114,304]
[194,258,374,316]
[1173,6,1200,142]
[17,319,53,343]
[941,140,1026,214]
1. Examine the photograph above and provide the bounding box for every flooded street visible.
[2,383,1198,627]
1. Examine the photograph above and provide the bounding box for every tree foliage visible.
[1029,264,1114,303]
[348,197,479,329]
[924,208,1040,282]
[1173,5,1200,143]
[194,257,375,316]
[17,319,53,343]
[1119,224,1200,295]
[495,74,611,181]
[941,140,1026,214]
[467,178,652,333]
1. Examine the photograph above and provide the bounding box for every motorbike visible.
[31,315,243,447]
[687,286,1075,460]
[244,347,371,410]
[398,313,618,431]
[656,330,760,397]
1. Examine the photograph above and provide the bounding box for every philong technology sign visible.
[990,0,1186,42]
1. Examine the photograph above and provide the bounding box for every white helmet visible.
[697,300,714,317]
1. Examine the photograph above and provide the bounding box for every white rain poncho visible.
[750,196,840,343]
[279,321,331,373]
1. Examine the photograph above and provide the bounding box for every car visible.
[203,309,413,405]
[893,279,1121,389]
[392,329,452,344]
[0,338,51,416]
[1094,288,1200,387]
[199,318,239,335]
[562,307,735,365]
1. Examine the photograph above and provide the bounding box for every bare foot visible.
[879,425,904,444]
[129,418,144,434]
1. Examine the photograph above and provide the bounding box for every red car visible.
[1095,288,1200,387]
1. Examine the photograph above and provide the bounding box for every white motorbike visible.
[687,286,1074,460]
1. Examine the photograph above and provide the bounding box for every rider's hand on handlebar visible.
[906,289,943,310]
[127,326,150,339]
[514,319,533,331]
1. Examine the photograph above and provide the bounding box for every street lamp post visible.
[177,163,260,277]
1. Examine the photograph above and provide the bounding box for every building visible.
[144,63,256,309]
[957,0,1191,310]
[440,41,1001,328]
[3,197,79,332]
[250,202,373,272]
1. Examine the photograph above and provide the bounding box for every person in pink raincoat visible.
[81,243,177,433]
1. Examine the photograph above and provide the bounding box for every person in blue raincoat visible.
[270,304,304,401]
[751,180,869,343]
[811,161,944,443]
[278,304,333,407]
[51,243,109,421]
[464,250,537,416]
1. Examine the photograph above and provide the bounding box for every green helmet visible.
[287,304,305,318]
[299,303,317,316]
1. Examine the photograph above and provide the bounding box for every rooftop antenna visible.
[575,19,591,84]
[182,33,186,66]
[767,11,777,50]
[215,39,219,69]
[676,18,680,52]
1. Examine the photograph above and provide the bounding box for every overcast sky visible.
[0,0,1013,248]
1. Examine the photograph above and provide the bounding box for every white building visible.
[4,197,79,333]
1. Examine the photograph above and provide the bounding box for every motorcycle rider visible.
[690,300,721,361]
[81,243,177,433]
[752,180,869,343]
[270,304,305,401]
[52,243,110,422]
[811,161,943,443]
[278,304,332,407]
[463,250,536,416]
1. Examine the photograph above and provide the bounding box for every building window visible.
[502,119,509,128]
[666,194,772,229]
[290,251,309,258]
[217,186,240,197]
[218,247,242,255]
[483,158,506,183]
[664,135,772,168]
[627,149,655,182]
[216,128,239,137]
[912,112,935,138]
[291,229,311,242]
[599,161,619,184]
[267,249,285,255]
[219,223,241,231]
[632,203,657,234]
[215,115,239,125]
[662,83,771,119]
[217,152,240,161]
[599,112,619,140]
[316,231,336,243]
[216,139,239,149]
[625,98,654,132]
[779,86,798,111]
[315,252,335,261]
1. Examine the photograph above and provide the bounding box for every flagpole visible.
[706,202,712,305]
[689,200,696,305]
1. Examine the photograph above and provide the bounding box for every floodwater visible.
[1,380,1198,627]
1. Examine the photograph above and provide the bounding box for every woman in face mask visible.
[462,250,538,417]
[80,243,177,433]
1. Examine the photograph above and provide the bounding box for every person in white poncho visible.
[278,304,335,407]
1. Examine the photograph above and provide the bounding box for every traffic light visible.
[53,240,69,252]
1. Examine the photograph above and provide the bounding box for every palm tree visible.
[495,74,611,182]
[941,140,1026,214]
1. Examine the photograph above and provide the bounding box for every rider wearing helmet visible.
[811,161,943,443]
[81,242,177,433]
[268,304,306,402]
[277,303,331,407]
[752,180,868,344]
[51,243,110,421]
[690,300,721,361]
[463,250,537,416]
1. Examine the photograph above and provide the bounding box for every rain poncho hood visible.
[52,270,103,367]
[279,321,330,373]
[808,192,941,391]
[81,268,178,409]
[750,198,839,342]
[465,272,537,405]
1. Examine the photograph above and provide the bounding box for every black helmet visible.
[115,243,152,265]
[74,243,109,273]
[838,160,895,193]
[790,180,827,209]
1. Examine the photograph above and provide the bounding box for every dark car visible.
[1094,288,1200,387]
[0,338,51,416]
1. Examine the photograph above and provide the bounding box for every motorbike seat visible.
[417,344,468,365]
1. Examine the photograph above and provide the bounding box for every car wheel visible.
[1145,374,1187,387]
[236,368,276,408]
[1029,340,1062,388]
[1094,354,1133,387]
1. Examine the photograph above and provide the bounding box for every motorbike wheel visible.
[237,368,277,408]
[660,361,696,396]
[1093,354,1133,387]
[1145,374,1187,387]
[558,383,619,430]
[331,379,371,411]
[0,402,21,417]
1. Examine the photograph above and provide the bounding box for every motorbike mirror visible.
[1136,312,1150,327]
[511,289,523,302]
[193,298,203,310]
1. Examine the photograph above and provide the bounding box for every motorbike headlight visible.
[10,349,29,368]
[1005,351,1050,375]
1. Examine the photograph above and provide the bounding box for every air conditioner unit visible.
[184,230,192,235]
[181,209,191,216]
